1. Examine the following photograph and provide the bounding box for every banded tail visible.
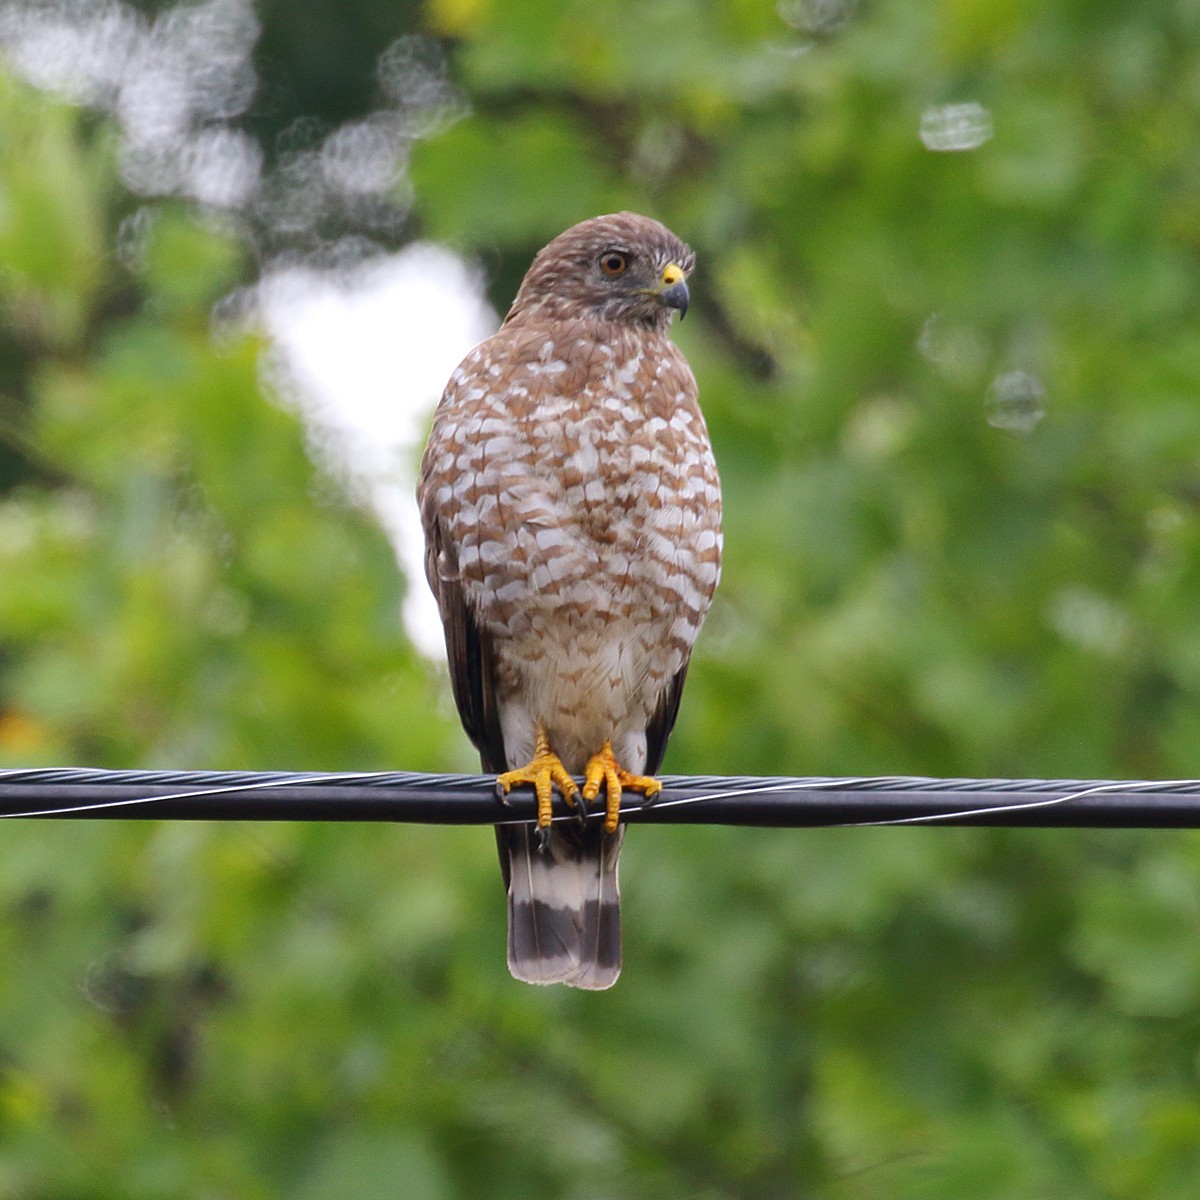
[495,821,624,990]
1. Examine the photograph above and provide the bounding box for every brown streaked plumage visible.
[417,212,722,988]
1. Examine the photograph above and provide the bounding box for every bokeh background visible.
[2,0,1200,1196]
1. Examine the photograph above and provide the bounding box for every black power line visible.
[2,767,1200,827]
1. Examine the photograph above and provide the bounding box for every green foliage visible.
[3,0,1200,1196]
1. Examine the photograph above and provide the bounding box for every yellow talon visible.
[497,727,580,829]
[582,740,662,834]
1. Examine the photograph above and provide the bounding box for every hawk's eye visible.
[599,252,629,276]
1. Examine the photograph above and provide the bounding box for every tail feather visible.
[496,821,624,989]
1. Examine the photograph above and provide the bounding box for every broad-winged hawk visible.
[418,212,722,988]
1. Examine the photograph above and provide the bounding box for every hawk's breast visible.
[419,319,721,762]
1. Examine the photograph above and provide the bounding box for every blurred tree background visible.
[2,0,1200,1196]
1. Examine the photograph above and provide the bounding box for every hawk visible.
[417,212,722,988]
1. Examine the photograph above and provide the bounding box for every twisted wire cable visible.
[1,767,1199,827]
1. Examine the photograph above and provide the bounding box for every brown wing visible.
[423,513,507,774]
[644,656,690,776]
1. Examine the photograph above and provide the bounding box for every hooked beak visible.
[657,262,690,319]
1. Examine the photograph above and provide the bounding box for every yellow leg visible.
[497,726,580,829]
[582,741,662,834]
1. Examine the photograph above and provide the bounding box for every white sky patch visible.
[919,101,994,152]
[0,0,265,208]
[256,243,497,657]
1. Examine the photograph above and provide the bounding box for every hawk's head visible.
[507,212,695,332]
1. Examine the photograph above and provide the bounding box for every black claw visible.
[537,824,552,853]
[571,790,589,826]
[495,780,512,805]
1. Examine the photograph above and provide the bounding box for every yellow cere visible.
[661,263,685,286]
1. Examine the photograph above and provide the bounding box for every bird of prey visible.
[417,212,722,988]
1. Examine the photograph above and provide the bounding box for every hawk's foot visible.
[582,741,662,834]
[496,727,581,829]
